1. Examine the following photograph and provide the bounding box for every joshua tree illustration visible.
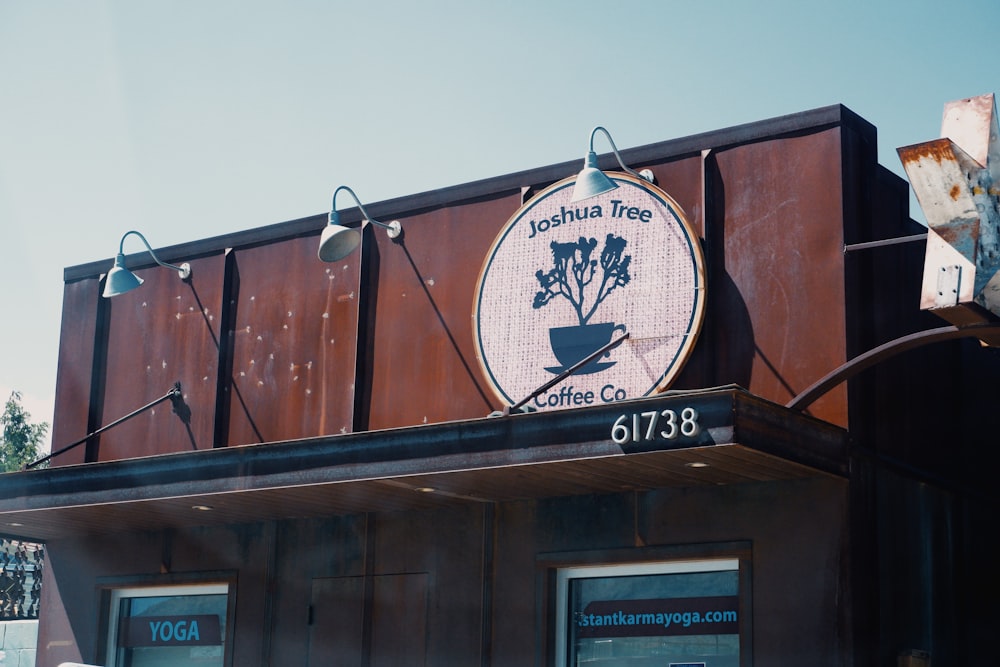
[533,234,631,325]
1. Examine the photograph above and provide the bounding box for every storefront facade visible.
[1,101,996,665]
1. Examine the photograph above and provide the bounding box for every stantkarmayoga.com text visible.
[576,608,737,630]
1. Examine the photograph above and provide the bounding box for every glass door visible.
[105,583,230,667]
[556,559,742,667]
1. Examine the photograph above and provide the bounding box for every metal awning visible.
[0,388,848,542]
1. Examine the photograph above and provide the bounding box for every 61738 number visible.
[611,408,701,444]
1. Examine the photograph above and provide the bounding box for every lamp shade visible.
[571,151,619,202]
[319,185,402,262]
[318,222,362,262]
[101,230,191,298]
[103,253,144,297]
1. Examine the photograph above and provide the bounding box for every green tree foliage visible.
[1,391,48,472]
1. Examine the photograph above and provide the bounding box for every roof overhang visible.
[0,388,848,542]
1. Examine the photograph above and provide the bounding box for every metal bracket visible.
[934,264,961,308]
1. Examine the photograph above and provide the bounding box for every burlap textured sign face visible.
[474,173,706,411]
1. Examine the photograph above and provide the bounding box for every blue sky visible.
[1,0,996,450]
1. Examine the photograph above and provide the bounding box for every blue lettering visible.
[609,200,653,221]
[525,205,604,239]
[146,618,201,643]
[600,384,626,402]
[535,385,596,408]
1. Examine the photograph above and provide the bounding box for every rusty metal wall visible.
[50,279,102,466]
[642,155,717,391]
[226,235,361,445]
[364,192,522,429]
[709,130,849,425]
[97,252,227,460]
[53,117,872,463]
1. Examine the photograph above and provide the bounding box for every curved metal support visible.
[588,127,653,183]
[119,230,191,279]
[786,324,1000,411]
[331,185,401,238]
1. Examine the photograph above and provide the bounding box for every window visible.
[556,559,742,667]
[104,582,231,667]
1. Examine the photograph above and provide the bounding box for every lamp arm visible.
[503,332,629,415]
[331,185,395,233]
[119,230,191,280]
[23,383,183,470]
[589,126,647,182]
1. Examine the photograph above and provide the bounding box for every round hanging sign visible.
[473,172,706,412]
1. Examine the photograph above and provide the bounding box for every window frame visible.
[98,574,236,667]
[543,544,752,667]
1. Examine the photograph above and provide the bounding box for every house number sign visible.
[611,407,701,444]
[473,172,706,412]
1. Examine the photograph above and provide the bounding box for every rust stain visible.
[899,138,956,165]
[936,219,980,255]
[950,184,962,200]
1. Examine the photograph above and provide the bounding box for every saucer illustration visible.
[545,322,626,375]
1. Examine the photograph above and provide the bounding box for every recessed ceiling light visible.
[684,462,710,469]
[191,505,214,511]
[414,487,436,493]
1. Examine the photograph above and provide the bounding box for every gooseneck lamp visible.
[318,185,402,262]
[571,126,654,202]
[103,230,192,298]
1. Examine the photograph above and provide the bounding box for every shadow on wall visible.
[687,154,756,392]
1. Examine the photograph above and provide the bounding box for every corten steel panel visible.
[643,155,715,390]
[374,507,481,664]
[371,574,429,667]
[366,193,521,429]
[712,129,848,425]
[308,576,365,666]
[642,156,705,237]
[98,253,226,460]
[643,478,848,664]
[490,501,537,667]
[272,517,366,665]
[227,235,361,444]
[50,278,102,466]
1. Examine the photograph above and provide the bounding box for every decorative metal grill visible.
[0,539,43,619]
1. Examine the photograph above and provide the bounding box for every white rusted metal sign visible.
[898,93,1000,344]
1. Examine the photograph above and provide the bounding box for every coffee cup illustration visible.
[546,322,627,374]
[533,234,632,375]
